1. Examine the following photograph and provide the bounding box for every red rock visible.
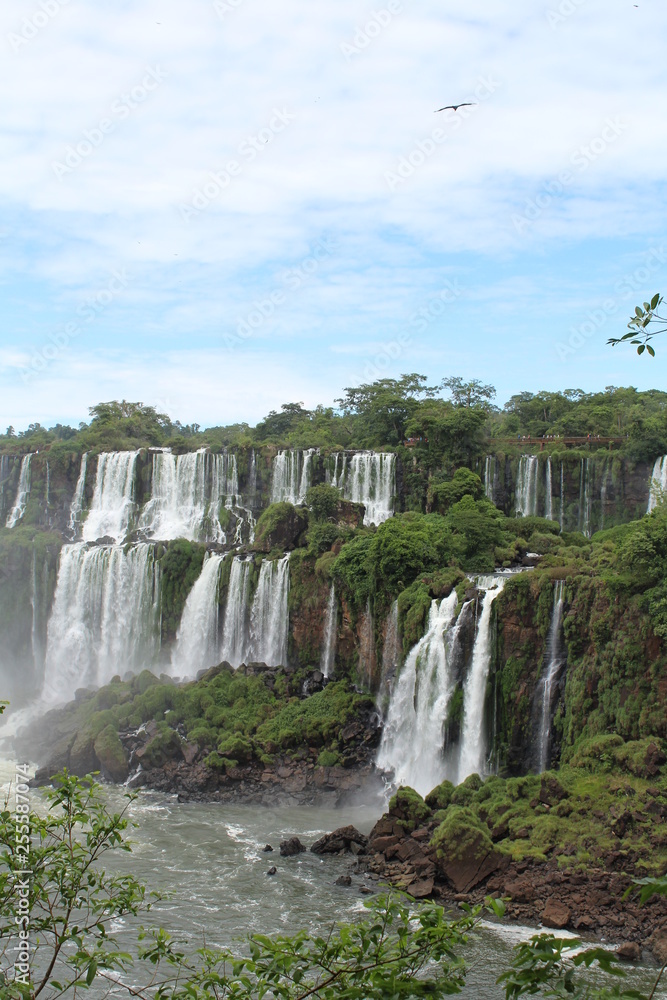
[407,878,434,898]
[542,898,571,929]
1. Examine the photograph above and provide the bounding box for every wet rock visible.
[335,875,352,886]
[616,942,641,961]
[649,923,667,964]
[540,775,568,805]
[262,845,274,853]
[267,866,277,876]
[311,825,369,855]
[360,886,373,895]
[280,837,307,857]
[542,898,571,929]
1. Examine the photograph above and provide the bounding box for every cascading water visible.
[545,458,553,521]
[0,455,10,519]
[83,451,139,543]
[560,462,565,531]
[516,456,538,517]
[43,543,160,703]
[344,452,396,526]
[376,592,459,796]
[220,556,252,667]
[457,577,505,783]
[579,458,592,537]
[139,449,208,540]
[647,456,667,513]
[484,456,496,502]
[249,555,290,667]
[5,454,32,529]
[320,584,337,678]
[68,452,88,539]
[534,581,566,773]
[377,599,401,716]
[171,554,223,678]
[271,450,317,504]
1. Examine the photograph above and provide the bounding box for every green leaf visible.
[647,344,656,357]
[86,961,98,985]
[638,345,645,354]
[651,292,660,309]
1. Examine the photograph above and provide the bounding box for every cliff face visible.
[492,572,667,775]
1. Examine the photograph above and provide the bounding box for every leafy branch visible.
[608,294,665,356]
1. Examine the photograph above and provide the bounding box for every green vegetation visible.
[383,738,666,875]
[33,666,376,772]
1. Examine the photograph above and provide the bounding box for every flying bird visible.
[435,102,477,112]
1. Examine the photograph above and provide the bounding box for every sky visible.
[1,0,666,431]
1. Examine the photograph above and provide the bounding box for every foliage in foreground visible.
[1,771,665,1000]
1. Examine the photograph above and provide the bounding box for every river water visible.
[1,761,664,999]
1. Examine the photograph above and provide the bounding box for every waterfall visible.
[82,451,139,543]
[376,592,459,797]
[545,458,553,521]
[0,455,10,519]
[31,547,45,677]
[534,581,566,773]
[68,453,89,539]
[220,556,252,667]
[560,462,565,531]
[484,456,495,502]
[138,449,208,540]
[5,454,32,528]
[578,459,592,536]
[271,450,316,504]
[599,458,611,531]
[171,554,223,678]
[209,451,240,543]
[43,543,160,703]
[648,456,667,513]
[457,577,505,782]
[378,599,401,715]
[320,584,337,678]
[45,462,50,507]
[344,452,396,526]
[516,456,538,517]
[329,452,348,489]
[249,555,290,666]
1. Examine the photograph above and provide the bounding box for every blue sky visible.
[1,0,666,431]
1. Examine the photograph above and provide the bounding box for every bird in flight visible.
[435,102,477,112]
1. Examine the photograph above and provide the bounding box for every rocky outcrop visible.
[280,837,306,856]
[311,826,368,855]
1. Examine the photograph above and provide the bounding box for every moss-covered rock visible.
[388,787,432,832]
[93,724,129,782]
[254,502,308,553]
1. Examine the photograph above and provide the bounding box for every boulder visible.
[616,942,641,961]
[335,875,352,886]
[311,825,369,855]
[407,878,434,899]
[267,866,277,876]
[280,837,307,857]
[542,898,571,929]
[253,504,309,553]
[93,725,129,783]
[649,923,667,964]
[262,845,274,853]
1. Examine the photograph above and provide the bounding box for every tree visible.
[442,377,496,410]
[336,375,437,446]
